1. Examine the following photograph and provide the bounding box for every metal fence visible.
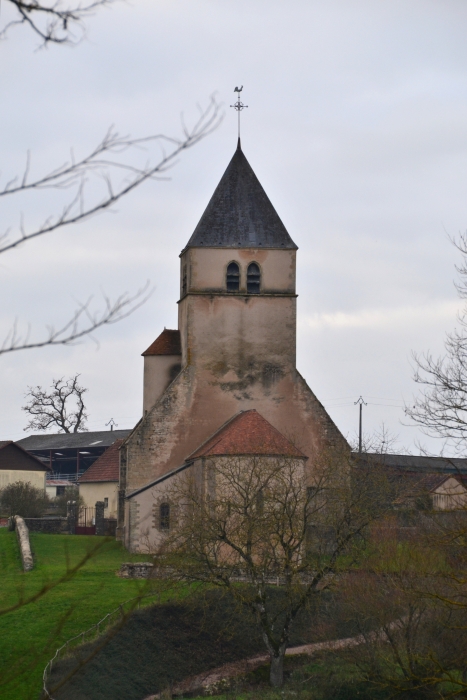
[46,473,81,483]
[42,591,162,700]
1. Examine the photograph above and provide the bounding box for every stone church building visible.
[117,140,347,551]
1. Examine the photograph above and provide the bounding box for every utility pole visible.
[354,396,367,453]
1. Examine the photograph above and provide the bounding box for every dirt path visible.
[143,631,371,699]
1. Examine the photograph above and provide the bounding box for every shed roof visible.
[0,441,51,471]
[357,452,467,475]
[189,409,306,459]
[142,329,181,357]
[78,439,123,483]
[184,142,297,251]
[16,430,131,451]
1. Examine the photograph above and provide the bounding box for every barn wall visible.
[0,469,46,491]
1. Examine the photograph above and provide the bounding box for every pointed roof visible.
[184,142,297,251]
[142,329,181,357]
[189,410,306,459]
[78,439,124,483]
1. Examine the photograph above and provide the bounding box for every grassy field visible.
[0,528,158,700]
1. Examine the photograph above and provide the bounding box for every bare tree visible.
[23,373,88,432]
[339,519,467,698]
[1,0,116,46]
[154,448,397,688]
[406,234,467,453]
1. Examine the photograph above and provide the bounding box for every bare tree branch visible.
[0,282,151,354]
[405,233,467,451]
[0,98,223,255]
[0,0,116,46]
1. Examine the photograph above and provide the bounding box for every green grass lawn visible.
[0,528,158,700]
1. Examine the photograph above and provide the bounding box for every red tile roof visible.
[189,410,306,459]
[142,329,181,357]
[78,440,123,483]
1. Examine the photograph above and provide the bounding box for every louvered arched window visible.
[247,262,261,294]
[226,262,240,291]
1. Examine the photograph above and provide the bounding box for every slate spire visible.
[184,142,297,250]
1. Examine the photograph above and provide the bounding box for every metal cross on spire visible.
[230,86,248,142]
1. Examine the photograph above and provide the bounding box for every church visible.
[117,139,348,552]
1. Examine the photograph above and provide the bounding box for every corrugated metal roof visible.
[184,143,297,251]
[16,430,132,451]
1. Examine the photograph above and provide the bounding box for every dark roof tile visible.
[184,144,297,251]
[16,430,131,451]
[0,441,51,471]
[356,452,467,474]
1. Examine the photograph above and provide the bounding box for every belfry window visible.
[160,503,170,530]
[247,262,261,294]
[182,265,187,297]
[226,262,240,291]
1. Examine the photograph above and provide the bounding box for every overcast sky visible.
[2,0,467,453]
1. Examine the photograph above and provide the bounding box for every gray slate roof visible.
[184,141,297,251]
[16,430,132,451]
[357,452,467,475]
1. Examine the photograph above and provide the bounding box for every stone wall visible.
[118,562,154,578]
[95,501,105,536]
[23,517,68,534]
[104,518,117,537]
[14,516,34,571]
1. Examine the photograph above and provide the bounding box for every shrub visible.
[0,480,49,518]
[52,486,84,517]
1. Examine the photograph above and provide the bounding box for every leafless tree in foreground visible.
[1,0,116,46]
[23,373,88,432]
[339,514,467,698]
[406,234,467,454]
[1,98,222,354]
[155,448,398,688]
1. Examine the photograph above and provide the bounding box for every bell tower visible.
[178,141,298,390]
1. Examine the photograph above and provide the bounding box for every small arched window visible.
[160,502,170,530]
[226,262,240,291]
[247,262,261,294]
